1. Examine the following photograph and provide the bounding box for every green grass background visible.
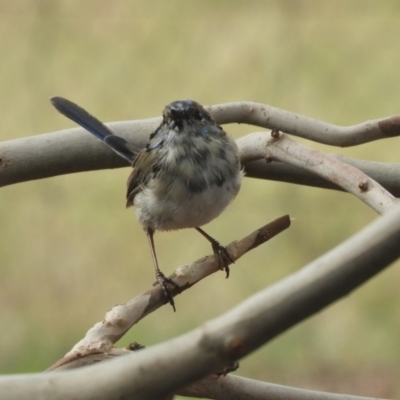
[1,1,400,397]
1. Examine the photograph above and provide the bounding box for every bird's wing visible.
[125,148,159,207]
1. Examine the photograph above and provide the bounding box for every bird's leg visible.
[146,228,179,311]
[195,227,233,278]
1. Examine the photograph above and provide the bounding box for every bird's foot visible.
[211,240,234,278]
[154,271,180,312]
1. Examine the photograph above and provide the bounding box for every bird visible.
[50,97,243,311]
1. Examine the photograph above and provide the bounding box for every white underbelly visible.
[133,174,242,231]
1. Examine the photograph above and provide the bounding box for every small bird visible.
[50,97,243,310]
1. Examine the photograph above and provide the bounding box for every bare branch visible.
[179,374,387,400]
[208,102,400,146]
[245,155,400,197]
[1,101,400,187]
[46,216,291,371]
[238,131,398,214]
[0,121,154,187]
[2,202,400,400]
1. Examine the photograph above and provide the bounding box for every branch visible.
[178,374,387,400]
[47,215,291,370]
[245,155,400,197]
[237,131,398,214]
[208,101,400,146]
[2,201,400,400]
[1,101,400,187]
[0,121,152,187]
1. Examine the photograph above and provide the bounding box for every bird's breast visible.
[133,138,242,231]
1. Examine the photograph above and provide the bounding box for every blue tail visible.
[50,96,136,163]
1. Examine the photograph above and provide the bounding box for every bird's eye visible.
[193,110,203,121]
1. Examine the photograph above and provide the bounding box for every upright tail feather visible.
[50,96,136,163]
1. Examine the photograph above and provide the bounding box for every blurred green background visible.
[1,1,400,398]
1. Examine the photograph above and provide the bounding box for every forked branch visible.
[237,131,398,214]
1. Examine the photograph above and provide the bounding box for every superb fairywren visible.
[50,97,243,310]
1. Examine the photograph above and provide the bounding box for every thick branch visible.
[1,101,400,187]
[245,155,400,196]
[2,203,400,400]
[179,374,386,400]
[0,121,154,187]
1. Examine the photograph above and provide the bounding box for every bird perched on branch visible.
[50,97,243,310]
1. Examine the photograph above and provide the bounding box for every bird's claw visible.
[211,242,234,278]
[155,272,180,312]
